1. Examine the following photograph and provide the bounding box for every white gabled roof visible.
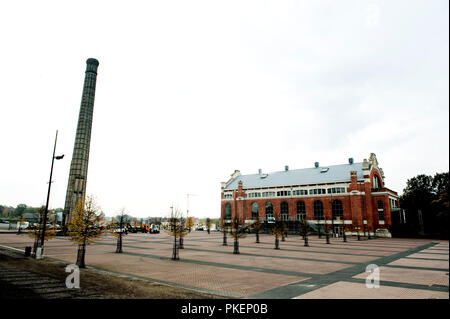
[224,162,364,190]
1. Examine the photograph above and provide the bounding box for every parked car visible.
[17,221,30,230]
[150,224,160,233]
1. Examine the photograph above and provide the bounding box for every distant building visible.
[220,153,399,236]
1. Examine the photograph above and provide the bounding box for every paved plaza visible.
[0,231,448,299]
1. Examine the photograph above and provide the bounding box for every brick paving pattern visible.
[0,232,448,299]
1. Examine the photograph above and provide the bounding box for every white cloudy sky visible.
[0,0,448,218]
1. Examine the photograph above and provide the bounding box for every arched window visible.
[314,200,324,220]
[280,202,289,221]
[373,175,381,189]
[265,202,273,219]
[332,200,343,220]
[377,200,384,220]
[297,201,306,221]
[251,202,259,220]
[225,203,232,220]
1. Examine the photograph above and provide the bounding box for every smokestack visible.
[349,158,354,164]
[314,162,319,168]
[285,165,289,171]
[63,58,99,227]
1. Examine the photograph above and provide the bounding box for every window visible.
[314,200,324,220]
[265,202,273,219]
[293,190,308,196]
[262,191,275,198]
[310,188,326,195]
[225,204,232,220]
[377,200,384,220]
[281,202,289,220]
[251,202,259,220]
[224,194,233,199]
[276,190,291,197]
[297,201,306,221]
[332,200,343,220]
[327,187,346,194]
[248,192,261,198]
[373,175,381,189]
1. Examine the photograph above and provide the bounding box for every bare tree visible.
[205,217,212,234]
[229,217,247,254]
[179,217,188,249]
[324,215,331,244]
[111,208,130,253]
[166,207,187,260]
[272,212,284,250]
[220,219,229,246]
[249,219,262,243]
[299,219,311,247]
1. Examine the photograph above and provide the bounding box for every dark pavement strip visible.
[180,242,391,258]
[381,264,449,272]
[404,256,449,261]
[344,277,449,292]
[176,236,430,253]
[247,242,446,299]
[417,251,449,255]
[177,246,362,264]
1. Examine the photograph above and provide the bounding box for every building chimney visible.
[285,165,289,171]
[349,158,354,164]
[314,162,319,168]
[63,58,99,227]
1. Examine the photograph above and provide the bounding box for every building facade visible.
[220,153,399,235]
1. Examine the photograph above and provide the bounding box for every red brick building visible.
[220,153,399,236]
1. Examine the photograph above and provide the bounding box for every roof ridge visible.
[243,162,363,176]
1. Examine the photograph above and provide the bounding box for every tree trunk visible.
[304,235,309,246]
[172,235,179,260]
[256,232,260,243]
[77,244,86,268]
[223,232,227,246]
[233,237,239,254]
[179,236,184,249]
[275,236,280,249]
[116,233,123,253]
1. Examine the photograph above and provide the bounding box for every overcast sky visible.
[0,0,448,219]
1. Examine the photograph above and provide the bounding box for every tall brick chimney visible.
[62,58,99,227]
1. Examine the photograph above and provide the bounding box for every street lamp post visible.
[34,130,64,258]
